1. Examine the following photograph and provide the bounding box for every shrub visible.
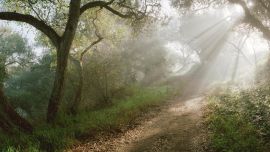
[205,87,270,152]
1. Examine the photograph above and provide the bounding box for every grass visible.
[205,86,270,152]
[0,86,170,151]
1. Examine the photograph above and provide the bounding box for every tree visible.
[227,33,250,82]
[228,0,270,40]
[5,53,55,119]
[0,28,34,133]
[121,38,170,86]
[68,12,103,114]
[0,0,151,123]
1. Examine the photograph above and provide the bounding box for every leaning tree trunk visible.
[0,87,33,133]
[0,113,14,134]
[68,33,102,115]
[69,58,83,115]
[46,0,81,123]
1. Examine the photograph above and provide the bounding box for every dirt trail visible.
[71,97,205,152]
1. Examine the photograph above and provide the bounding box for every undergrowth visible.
[0,86,170,152]
[205,86,270,152]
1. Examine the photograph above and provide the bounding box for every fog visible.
[133,1,270,91]
[2,0,270,150]
[3,0,269,92]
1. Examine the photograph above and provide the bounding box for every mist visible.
[1,0,270,151]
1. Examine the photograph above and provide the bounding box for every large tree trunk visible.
[46,49,69,123]
[0,87,33,133]
[46,0,81,123]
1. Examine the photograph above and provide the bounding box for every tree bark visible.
[0,113,13,134]
[69,57,83,115]
[46,49,69,123]
[229,0,270,40]
[46,0,81,123]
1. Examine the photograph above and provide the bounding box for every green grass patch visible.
[0,86,170,151]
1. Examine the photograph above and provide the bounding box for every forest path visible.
[71,97,205,152]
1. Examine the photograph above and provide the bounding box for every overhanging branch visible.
[0,12,61,47]
[103,5,134,18]
[80,0,113,15]
[229,0,270,40]
[80,0,137,19]
[80,9,103,60]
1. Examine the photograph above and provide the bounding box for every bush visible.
[205,87,270,152]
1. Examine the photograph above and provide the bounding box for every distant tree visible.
[122,39,170,86]
[83,48,127,106]
[5,54,55,119]
[0,28,34,133]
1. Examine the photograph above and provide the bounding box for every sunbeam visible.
[1,0,270,151]
[163,2,269,97]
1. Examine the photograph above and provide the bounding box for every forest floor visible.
[70,97,206,152]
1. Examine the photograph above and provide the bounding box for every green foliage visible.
[121,38,171,86]
[0,87,170,151]
[0,28,33,84]
[71,86,169,131]
[5,54,55,118]
[1,0,69,32]
[83,50,129,105]
[0,130,39,152]
[206,87,270,152]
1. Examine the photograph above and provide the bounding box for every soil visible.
[69,97,206,152]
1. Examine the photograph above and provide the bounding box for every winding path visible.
[71,97,205,152]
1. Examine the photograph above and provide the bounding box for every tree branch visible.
[80,0,114,15]
[4,60,33,67]
[258,0,270,13]
[27,0,43,21]
[0,12,61,48]
[80,10,103,60]
[80,0,137,19]
[103,5,134,18]
[80,37,103,60]
[229,0,270,40]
